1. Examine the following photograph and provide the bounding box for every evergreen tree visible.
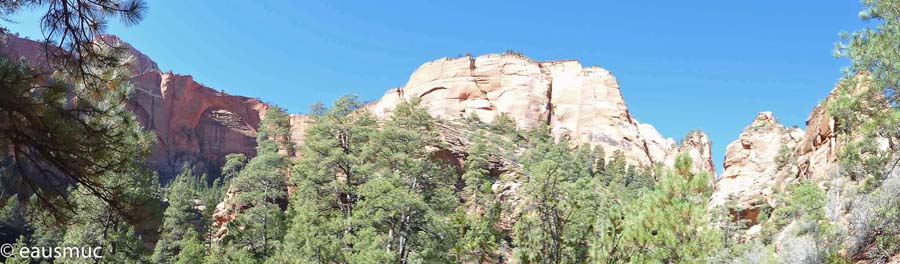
[0,9,153,223]
[283,97,459,263]
[513,129,600,264]
[592,145,607,177]
[221,153,248,182]
[455,131,502,263]
[58,166,160,263]
[350,98,458,263]
[4,236,30,264]
[221,106,292,260]
[152,168,202,263]
[603,150,628,187]
[591,154,722,263]
[175,232,206,264]
[281,95,375,263]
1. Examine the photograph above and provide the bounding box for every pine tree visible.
[221,106,292,260]
[152,168,203,263]
[590,154,722,263]
[4,236,30,264]
[455,131,502,263]
[0,47,158,221]
[592,145,607,177]
[350,98,458,263]
[175,232,206,264]
[284,97,459,263]
[281,95,375,263]
[513,129,598,264]
[58,165,160,263]
[221,153,248,182]
[603,150,628,187]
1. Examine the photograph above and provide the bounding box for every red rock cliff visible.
[0,34,271,181]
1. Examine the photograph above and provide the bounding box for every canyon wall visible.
[1,34,272,182]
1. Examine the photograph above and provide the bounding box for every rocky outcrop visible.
[107,36,273,182]
[775,87,841,186]
[711,112,804,225]
[668,130,717,185]
[367,53,716,177]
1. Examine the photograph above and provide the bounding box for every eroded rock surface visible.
[367,53,716,177]
[129,71,270,181]
[711,112,804,224]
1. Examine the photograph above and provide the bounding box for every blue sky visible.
[4,1,866,174]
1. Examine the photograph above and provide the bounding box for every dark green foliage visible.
[591,154,722,263]
[513,129,602,264]
[490,113,518,137]
[283,97,461,263]
[0,38,163,262]
[152,168,203,263]
[221,153,248,182]
[175,233,206,264]
[603,150,628,186]
[219,106,293,261]
[454,131,502,263]
[0,53,156,222]
[280,95,376,263]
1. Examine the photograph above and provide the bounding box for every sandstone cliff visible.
[129,71,270,181]
[366,53,716,177]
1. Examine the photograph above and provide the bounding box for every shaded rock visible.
[129,71,269,182]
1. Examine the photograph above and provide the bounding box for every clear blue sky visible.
[5,1,866,174]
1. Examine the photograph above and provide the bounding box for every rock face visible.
[129,71,270,181]
[0,34,52,70]
[711,112,804,224]
[367,53,716,177]
[775,87,842,185]
[0,33,272,182]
